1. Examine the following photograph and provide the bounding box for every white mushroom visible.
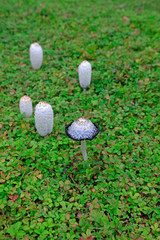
[29,42,43,70]
[19,95,33,118]
[78,60,92,91]
[35,101,53,136]
[65,117,99,161]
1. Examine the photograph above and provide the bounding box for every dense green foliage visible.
[0,0,160,239]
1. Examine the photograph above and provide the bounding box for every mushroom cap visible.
[19,95,33,118]
[34,101,53,136]
[65,117,99,141]
[78,60,92,89]
[20,95,31,102]
[29,42,43,70]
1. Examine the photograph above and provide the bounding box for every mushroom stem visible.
[81,140,88,161]
[83,88,87,93]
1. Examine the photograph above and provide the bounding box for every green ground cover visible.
[0,0,160,239]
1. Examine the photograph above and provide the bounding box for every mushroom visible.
[78,60,92,91]
[65,117,99,161]
[19,95,33,118]
[29,42,43,70]
[34,101,53,136]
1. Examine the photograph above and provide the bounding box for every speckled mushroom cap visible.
[34,101,53,136]
[65,117,99,141]
[19,95,33,118]
[29,42,43,70]
[78,60,92,89]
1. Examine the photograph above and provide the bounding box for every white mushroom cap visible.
[19,95,33,118]
[78,60,92,89]
[29,42,43,70]
[65,117,99,141]
[35,101,53,136]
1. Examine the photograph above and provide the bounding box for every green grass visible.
[0,0,160,239]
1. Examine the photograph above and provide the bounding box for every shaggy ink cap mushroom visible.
[19,95,33,118]
[78,60,92,89]
[35,101,53,136]
[29,42,43,70]
[65,117,99,141]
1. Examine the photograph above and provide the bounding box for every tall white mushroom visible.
[65,117,99,161]
[29,42,43,70]
[34,101,53,137]
[78,60,92,91]
[19,95,33,118]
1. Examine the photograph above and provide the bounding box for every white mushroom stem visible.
[81,140,88,161]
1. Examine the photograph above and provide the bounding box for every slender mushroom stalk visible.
[65,118,99,161]
[29,42,43,70]
[81,140,88,161]
[19,95,33,118]
[83,89,87,93]
[35,101,53,136]
[78,60,92,91]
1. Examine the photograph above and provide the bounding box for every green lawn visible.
[0,0,160,239]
